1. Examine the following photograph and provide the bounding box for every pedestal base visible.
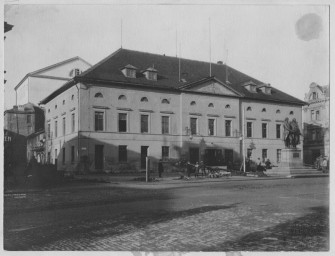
[266,148,307,176]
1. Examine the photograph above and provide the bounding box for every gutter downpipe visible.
[75,83,80,170]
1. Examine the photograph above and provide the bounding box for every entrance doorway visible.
[141,146,149,169]
[189,148,199,164]
[95,145,104,170]
[204,149,223,166]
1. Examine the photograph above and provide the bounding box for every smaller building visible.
[302,82,329,164]
[4,102,45,137]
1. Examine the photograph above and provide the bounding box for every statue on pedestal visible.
[283,117,301,148]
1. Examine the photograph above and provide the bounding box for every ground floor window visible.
[262,149,268,162]
[71,146,75,163]
[162,146,169,160]
[119,145,127,162]
[62,148,66,165]
[277,149,281,163]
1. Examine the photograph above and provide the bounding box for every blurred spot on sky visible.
[295,13,323,41]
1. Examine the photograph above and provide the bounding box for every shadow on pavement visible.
[203,206,329,251]
[4,204,237,250]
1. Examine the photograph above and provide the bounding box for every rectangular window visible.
[71,113,75,132]
[47,152,51,164]
[141,114,149,133]
[118,145,127,162]
[27,114,31,124]
[208,119,215,136]
[277,149,281,163]
[162,146,169,160]
[54,121,58,138]
[190,118,197,135]
[276,124,281,139]
[55,149,58,164]
[225,120,232,137]
[316,110,320,120]
[161,116,170,134]
[262,123,267,138]
[312,130,316,140]
[262,149,268,162]
[95,111,104,131]
[311,110,315,120]
[118,113,127,132]
[62,117,66,136]
[246,122,252,138]
[62,148,65,165]
[47,123,51,139]
[71,146,75,163]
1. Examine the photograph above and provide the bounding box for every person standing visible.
[158,159,164,178]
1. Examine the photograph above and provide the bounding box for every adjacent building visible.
[39,48,306,173]
[14,56,91,106]
[302,82,330,164]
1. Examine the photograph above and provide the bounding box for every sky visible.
[3,3,330,109]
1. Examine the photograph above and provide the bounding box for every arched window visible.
[190,101,196,106]
[48,109,50,113]
[289,111,294,115]
[162,99,170,104]
[118,95,127,100]
[225,104,231,109]
[71,95,75,100]
[262,108,266,112]
[141,97,148,102]
[55,105,57,109]
[62,100,65,105]
[95,92,103,98]
[247,106,252,111]
[208,103,214,108]
[276,109,281,114]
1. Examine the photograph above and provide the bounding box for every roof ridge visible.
[77,48,123,77]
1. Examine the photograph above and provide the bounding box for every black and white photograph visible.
[2,0,333,254]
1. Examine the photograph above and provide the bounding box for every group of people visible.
[315,155,329,173]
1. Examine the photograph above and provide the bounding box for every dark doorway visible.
[95,145,104,170]
[141,146,149,169]
[204,149,223,166]
[189,148,199,164]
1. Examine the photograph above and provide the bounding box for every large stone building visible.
[302,82,330,164]
[40,48,306,173]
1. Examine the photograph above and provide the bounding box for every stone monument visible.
[267,117,309,176]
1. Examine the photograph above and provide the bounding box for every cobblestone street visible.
[4,177,329,251]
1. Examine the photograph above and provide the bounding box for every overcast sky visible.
[4,3,329,109]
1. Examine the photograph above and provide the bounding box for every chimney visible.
[217,61,223,65]
[13,105,18,111]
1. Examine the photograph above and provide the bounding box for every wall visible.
[44,85,79,171]
[242,99,302,164]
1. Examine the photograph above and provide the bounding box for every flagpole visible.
[242,106,246,172]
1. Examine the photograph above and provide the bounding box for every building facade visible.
[40,48,305,173]
[14,56,91,106]
[302,82,330,164]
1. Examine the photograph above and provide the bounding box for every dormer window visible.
[121,64,137,78]
[95,93,103,98]
[276,109,281,114]
[242,81,257,93]
[247,106,252,111]
[262,108,266,112]
[190,101,196,106]
[143,67,158,81]
[208,103,214,108]
[225,104,231,109]
[257,83,272,94]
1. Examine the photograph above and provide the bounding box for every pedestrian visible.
[265,159,272,169]
[322,157,328,173]
[194,162,199,177]
[158,159,164,178]
[256,158,263,172]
